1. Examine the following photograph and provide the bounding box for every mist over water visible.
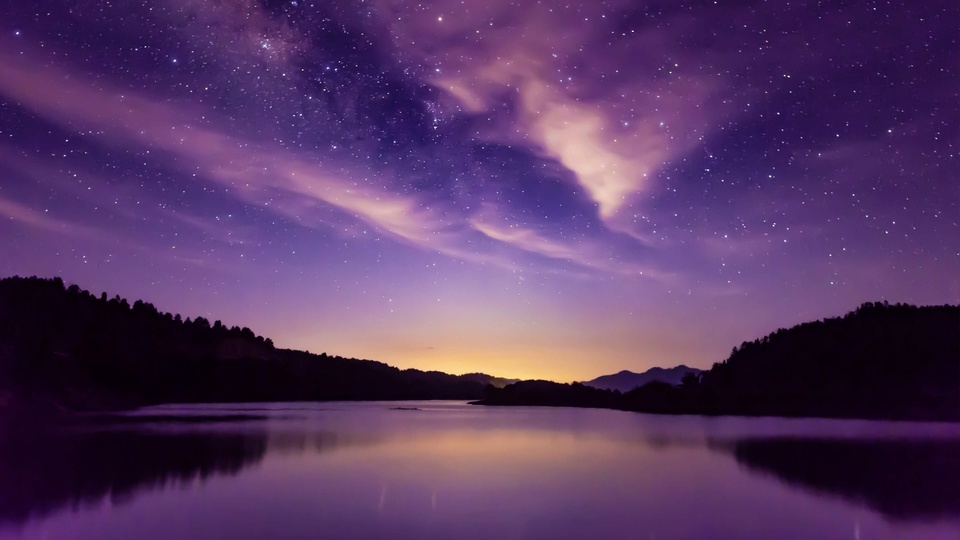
[2,402,958,540]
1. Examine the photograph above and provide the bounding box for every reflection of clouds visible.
[267,429,384,455]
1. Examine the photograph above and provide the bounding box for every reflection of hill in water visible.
[267,429,382,455]
[721,437,960,521]
[0,428,268,525]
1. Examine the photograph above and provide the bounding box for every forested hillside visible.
[480,302,960,421]
[0,276,496,414]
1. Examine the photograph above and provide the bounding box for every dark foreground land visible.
[0,276,512,419]
[477,301,960,421]
[1,275,957,422]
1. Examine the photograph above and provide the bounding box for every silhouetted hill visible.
[0,276,505,415]
[458,372,521,388]
[479,302,960,421]
[474,380,621,409]
[697,302,960,420]
[583,365,702,392]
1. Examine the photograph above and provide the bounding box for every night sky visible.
[1,0,957,381]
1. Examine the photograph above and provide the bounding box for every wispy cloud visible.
[0,49,690,280]
[0,196,103,239]
[470,203,670,279]
[0,45,583,274]
[387,0,731,224]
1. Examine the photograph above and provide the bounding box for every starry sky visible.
[0,0,957,381]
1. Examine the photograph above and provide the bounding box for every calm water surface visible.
[2,401,959,539]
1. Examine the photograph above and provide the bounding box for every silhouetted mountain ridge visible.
[584,365,702,392]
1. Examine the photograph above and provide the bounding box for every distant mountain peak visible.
[583,365,702,393]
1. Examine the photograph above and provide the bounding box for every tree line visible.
[0,276,493,414]
[480,301,960,421]
[2,276,956,421]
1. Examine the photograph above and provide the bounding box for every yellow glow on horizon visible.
[302,340,694,384]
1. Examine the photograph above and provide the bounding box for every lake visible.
[1,401,959,539]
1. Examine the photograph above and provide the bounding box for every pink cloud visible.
[0,196,102,239]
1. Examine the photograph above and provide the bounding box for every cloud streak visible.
[0,196,103,239]
[0,43,659,277]
[384,0,731,227]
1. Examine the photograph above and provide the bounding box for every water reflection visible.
[267,429,383,456]
[0,427,267,525]
[718,437,960,521]
[1,404,958,540]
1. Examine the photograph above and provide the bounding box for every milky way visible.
[1,0,957,380]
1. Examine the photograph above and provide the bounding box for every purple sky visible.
[0,0,957,381]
